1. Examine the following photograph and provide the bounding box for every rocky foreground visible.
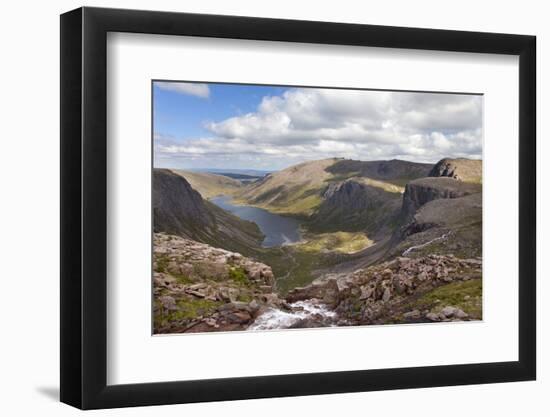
[287,254,482,326]
[153,233,286,333]
[154,232,482,333]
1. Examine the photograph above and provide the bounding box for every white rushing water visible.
[402,232,450,256]
[248,301,337,331]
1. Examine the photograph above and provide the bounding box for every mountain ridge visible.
[153,169,263,254]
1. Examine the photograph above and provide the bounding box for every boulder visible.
[426,312,440,321]
[403,310,421,319]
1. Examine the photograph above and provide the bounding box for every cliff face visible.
[153,169,215,238]
[153,169,264,253]
[429,158,482,183]
[322,179,372,212]
[401,177,481,221]
[310,178,401,236]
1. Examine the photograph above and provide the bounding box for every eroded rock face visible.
[401,177,481,221]
[153,169,214,238]
[153,233,283,334]
[311,177,402,236]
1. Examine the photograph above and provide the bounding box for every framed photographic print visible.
[60,6,536,409]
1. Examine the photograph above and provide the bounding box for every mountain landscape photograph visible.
[152,81,483,334]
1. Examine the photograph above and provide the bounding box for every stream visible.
[248,300,337,330]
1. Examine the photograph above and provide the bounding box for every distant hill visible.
[235,158,433,236]
[215,172,263,181]
[326,159,433,186]
[153,169,263,253]
[195,168,272,176]
[171,170,243,199]
[235,158,338,217]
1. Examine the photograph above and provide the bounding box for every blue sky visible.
[154,83,286,141]
[153,81,482,171]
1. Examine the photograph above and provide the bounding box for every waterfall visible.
[248,300,337,330]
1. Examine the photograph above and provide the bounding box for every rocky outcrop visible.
[153,233,285,333]
[401,177,482,221]
[153,169,264,253]
[286,254,482,325]
[429,158,482,183]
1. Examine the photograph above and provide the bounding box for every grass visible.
[299,231,373,254]
[172,170,243,198]
[414,279,482,319]
[154,298,223,328]
[257,246,325,295]
[358,177,405,194]
[155,254,170,273]
[402,223,482,259]
[171,273,194,285]
[229,266,249,285]
[234,184,323,217]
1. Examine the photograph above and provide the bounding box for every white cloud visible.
[155,81,210,98]
[154,88,482,170]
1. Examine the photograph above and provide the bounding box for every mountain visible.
[394,180,482,259]
[305,157,483,273]
[429,158,482,183]
[171,170,243,199]
[235,158,337,217]
[153,169,263,253]
[214,172,263,181]
[194,168,272,176]
[401,177,482,221]
[309,177,402,238]
[235,158,432,221]
[153,156,484,331]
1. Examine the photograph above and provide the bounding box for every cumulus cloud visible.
[154,87,482,170]
[155,81,210,98]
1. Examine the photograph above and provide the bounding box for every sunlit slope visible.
[235,158,338,216]
[172,170,243,199]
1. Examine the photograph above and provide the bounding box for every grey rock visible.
[426,312,440,321]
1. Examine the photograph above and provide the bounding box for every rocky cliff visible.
[309,178,402,237]
[401,177,482,221]
[429,158,482,183]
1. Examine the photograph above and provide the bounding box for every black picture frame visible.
[60,6,536,410]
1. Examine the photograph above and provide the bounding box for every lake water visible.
[210,195,302,247]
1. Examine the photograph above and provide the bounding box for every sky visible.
[153,81,482,171]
